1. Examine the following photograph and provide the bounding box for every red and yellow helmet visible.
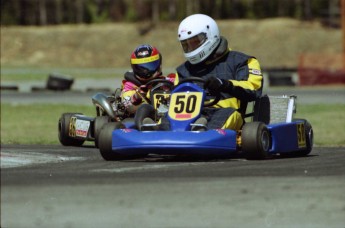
[130,44,162,81]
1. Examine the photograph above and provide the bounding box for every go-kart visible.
[57,77,173,148]
[58,88,129,148]
[97,77,313,160]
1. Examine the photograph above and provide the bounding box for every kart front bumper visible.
[110,129,238,156]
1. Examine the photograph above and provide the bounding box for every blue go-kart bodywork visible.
[98,78,313,160]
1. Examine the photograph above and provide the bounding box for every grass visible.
[1,19,341,71]
[1,103,95,144]
[295,104,345,146]
[1,103,344,146]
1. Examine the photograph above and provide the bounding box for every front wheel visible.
[94,116,112,148]
[58,113,85,146]
[242,122,271,160]
[98,122,126,160]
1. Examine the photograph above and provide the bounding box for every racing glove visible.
[130,93,142,105]
[131,85,148,105]
[204,76,233,94]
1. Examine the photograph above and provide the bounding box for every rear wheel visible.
[98,122,127,160]
[58,113,85,146]
[242,122,271,160]
[94,116,112,148]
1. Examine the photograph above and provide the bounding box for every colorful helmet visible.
[130,44,162,81]
[178,14,220,64]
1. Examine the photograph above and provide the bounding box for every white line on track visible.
[0,152,84,168]
[92,161,232,173]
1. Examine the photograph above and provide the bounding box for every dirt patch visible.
[0,18,342,69]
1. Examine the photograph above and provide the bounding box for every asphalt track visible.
[1,85,345,227]
[1,145,345,228]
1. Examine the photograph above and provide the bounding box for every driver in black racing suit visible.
[175,14,263,130]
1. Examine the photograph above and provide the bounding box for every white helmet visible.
[178,14,221,64]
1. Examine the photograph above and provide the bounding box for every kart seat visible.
[241,94,297,124]
[240,95,270,125]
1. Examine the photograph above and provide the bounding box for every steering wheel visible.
[144,78,175,92]
[178,77,221,107]
[144,78,175,105]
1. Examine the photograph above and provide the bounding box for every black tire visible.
[46,73,74,91]
[134,104,156,131]
[58,113,85,146]
[98,122,127,160]
[94,116,112,148]
[242,122,271,160]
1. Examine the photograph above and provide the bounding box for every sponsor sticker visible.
[69,117,77,137]
[250,68,262,76]
[296,123,306,147]
[137,50,149,56]
[215,129,226,135]
[175,113,192,119]
[75,119,90,138]
[121,129,133,133]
